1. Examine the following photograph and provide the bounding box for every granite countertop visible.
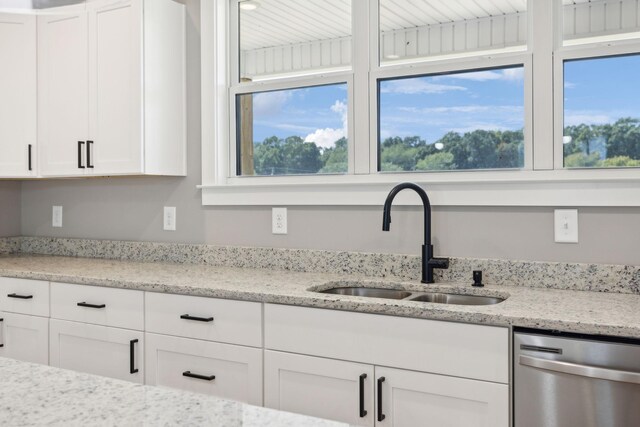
[0,357,347,427]
[1,254,640,338]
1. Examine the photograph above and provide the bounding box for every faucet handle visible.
[428,257,449,269]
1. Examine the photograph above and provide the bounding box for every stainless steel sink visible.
[407,293,504,305]
[320,287,412,300]
[317,286,505,305]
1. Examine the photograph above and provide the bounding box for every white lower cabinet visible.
[264,350,508,427]
[145,333,263,405]
[265,351,375,426]
[0,312,49,365]
[375,366,509,427]
[49,319,143,384]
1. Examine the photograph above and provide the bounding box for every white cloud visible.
[399,105,523,114]
[381,79,467,94]
[564,112,611,126]
[501,68,524,81]
[304,128,345,149]
[450,123,511,134]
[304,100,348,149]
[564,81,577,89]
[253,91,292,117]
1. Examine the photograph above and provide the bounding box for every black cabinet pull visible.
[183,371,216,381]
[377,377,386,422]
[28,144,32,171]
[77,302,106,309]
[130,339,139,374]
[7,293,33,300]
[78,141,85,169]
[0,318,4,348]
[180,314,214,323]
[359,373,367,417]
[86,140,94,168]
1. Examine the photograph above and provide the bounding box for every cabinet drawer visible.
[0,312,49,365]
[49,319,143,384]
[145,292,262,347]
[0,277,50,317]
[265,304,509,384]
[50,282,144,330]
[145,333,263,405]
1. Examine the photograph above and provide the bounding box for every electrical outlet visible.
[554,209,578,243]
[52,206,63,228]
[164,207,176,231]
[272,207,287,235]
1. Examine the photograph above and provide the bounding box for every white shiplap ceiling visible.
[240,0,529,50]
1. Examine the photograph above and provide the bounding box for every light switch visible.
[164,207,176,231]
[272,207,287,235]
[52,206,63,228]
[554,209,578,243]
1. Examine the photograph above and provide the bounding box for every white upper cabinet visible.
[0,13,37,178]
[37,0,186,177]
[37,11,89,177]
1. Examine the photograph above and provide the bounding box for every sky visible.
[249,54,640,150]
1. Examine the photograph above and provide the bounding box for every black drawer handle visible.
[183,371,216,381]
[7,293,33,300]
[377,376,386,422]
[0,318,4,348]
[180,314,214,323]
[86,140,94,168]
[359,373,367,417]
[28,144,32,171]
[77,302,106,309]
[130,339,139,374]
[78,141,85,169]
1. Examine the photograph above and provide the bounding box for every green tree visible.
[416,152,455,171]
[601,118,640,160]
[320,137,348,173]
[601,156,640,167]
[380,136,434,171]
[564,152,602,168]
[253,136,322,175]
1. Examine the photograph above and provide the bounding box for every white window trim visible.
[200,0,640,207]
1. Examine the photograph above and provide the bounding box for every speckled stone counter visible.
[1,254,640,339]
[0,357,347,427]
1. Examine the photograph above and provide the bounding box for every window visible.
[378,66,525,172]
[232,0,352,177]
[236,83,348,176]
[201,0,640,206]
[562,54,640,168]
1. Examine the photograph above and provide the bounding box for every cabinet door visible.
[49,319,143,383]
[265,351,374,426]
[0,14,36,178]
[145,333,263,405]
[374,367,508,427]
[88,0,143,175]
[38,12,89,177]
[0,312,49,365]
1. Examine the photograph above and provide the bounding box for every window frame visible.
[200,0,640,207]
[553,39,640,170]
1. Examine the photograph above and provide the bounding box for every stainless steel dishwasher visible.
[514,328,640,427]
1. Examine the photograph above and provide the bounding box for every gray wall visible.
[0,182,21,237]
[16,0,640,266]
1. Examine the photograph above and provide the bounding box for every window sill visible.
[199,169,640,206]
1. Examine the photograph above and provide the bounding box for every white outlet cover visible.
[272,207,287,235]
[554,209,578,243]
[164,207,176,231]
[52,206,63,228]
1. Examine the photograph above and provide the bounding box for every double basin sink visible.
[317,286,505,306]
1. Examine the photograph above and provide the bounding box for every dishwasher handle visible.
[519,355,640,385]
